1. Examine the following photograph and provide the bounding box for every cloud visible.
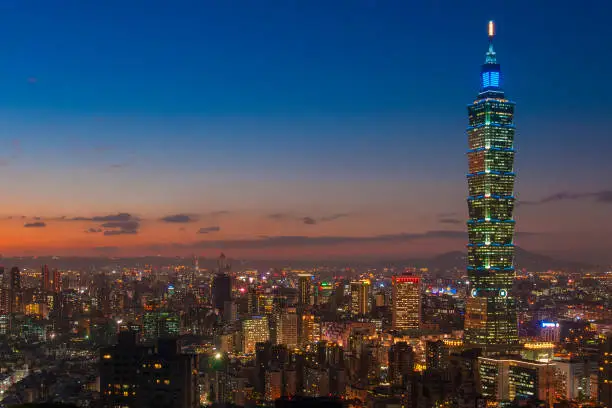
[61,213,140,235]
[100,220,140,235]
[269,213,350,225]
[24,221,46,228]
[198,226,221,234]
[85,228,103,233]
[302,217,317,225]
[67,213,136,222]
[439,218,462,224]
[104,229,138,236]
[319,213,349,222]
[160,214,197,223]
[521,190,612,206]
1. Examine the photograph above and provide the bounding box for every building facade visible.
[392,275,421,331]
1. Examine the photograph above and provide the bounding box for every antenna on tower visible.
[488,20,495,40]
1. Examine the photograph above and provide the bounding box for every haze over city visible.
[0,1,611,262]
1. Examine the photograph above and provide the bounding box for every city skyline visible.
[0,2,611,261]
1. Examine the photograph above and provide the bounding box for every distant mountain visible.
[424,247,598,272]
[0,247,600,273]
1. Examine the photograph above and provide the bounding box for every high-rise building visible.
[212,253,232,312]
[392,275,421,331]
[265,369,282,401]
[426,340,449,371]
[143,310,181,342]
[9,267,21,313]
[212,274,231,311]
[243,316,270,354]
[350,280,370,316]
[41,264,51,291]
[52,269,61,293]
[599,335,612,408]
[100,332,198,408]
[388,342,415,387]
[298,274,313,308]
[478,356,554,406]
[277,308,298,348]
[465,21,518,351]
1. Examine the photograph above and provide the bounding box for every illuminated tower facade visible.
[297,274,313,308]
[465,21,518,350]
[392,275,421,331]
[350,279,370,316]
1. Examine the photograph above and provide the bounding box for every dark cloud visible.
[521,190,612,206]
[85,228,103,233]
[160,214,197,223]
[319,213,349,222]
[270,213,350,225]
[104,229,138,236]
[61,213,140,235]
[198,226,221,234]
[67,213,136,222]
[100,220,140,235]
[439,218,462,224]
[24,221,46,228]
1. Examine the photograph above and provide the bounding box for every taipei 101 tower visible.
[464,21,519,351]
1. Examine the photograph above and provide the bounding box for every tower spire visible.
[485,20,497,64]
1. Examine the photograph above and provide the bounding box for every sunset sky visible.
[0,1,611,261]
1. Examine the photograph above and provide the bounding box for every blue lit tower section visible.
[464,21,518,351]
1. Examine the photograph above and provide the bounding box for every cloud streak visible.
[198,226,221,234]
[269,213,350,225]
[24,221,46,228]
[160,214,197,223]
[521,190,612,206]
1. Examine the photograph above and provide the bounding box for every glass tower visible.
[464,21,518,351]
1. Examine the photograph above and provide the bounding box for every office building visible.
[478,355,554,406]
[243,316,270,354]
[212,274,231,312]
[388,342,415,387]
[392,275,421,331]
[277,309,298,348]
[42,265,51,291]
[139,338,199,408]
[52,269,62,293]
[143,310,181,342]
[100,332,198,408]
[298,274,313,308]
[350,279,371,316]
[426,340,449,371]
[600,335,612,408]
[465,21,519,351]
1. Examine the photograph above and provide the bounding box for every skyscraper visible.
[350,280,370,316]
[41,264,51,291]
[298,274,313,308]
[52,269,62,293]
[465,21,518,351]
[392,275,421,331]
[212,254,232,312]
